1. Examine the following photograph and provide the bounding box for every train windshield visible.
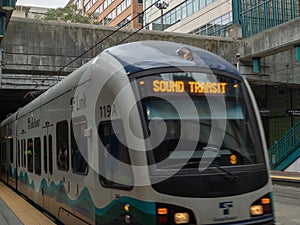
[136,71,265,171]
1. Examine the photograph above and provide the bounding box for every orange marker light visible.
[261,198,270,204]
[157,208,168,215]
[124,204,130,212]
[230,154,237,165]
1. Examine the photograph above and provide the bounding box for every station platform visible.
[271,170,300,180]
[271,171,300,187]
[0,182,55,225]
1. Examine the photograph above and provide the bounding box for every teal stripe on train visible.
[18,171,156,225]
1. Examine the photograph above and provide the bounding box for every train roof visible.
[106,40,241,77]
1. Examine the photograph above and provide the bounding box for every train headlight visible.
[177,47,193,61]
[174,212,189,224]
[250,205,263,216]
[156,203,196,225]
[250,193,273,217]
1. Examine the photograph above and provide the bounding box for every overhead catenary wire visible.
[54,0,161,78]
[3,1,167,90]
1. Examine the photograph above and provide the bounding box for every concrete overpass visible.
[0,17,239,120]
[1,16,300,120]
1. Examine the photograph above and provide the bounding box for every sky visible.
[17,0,70,8]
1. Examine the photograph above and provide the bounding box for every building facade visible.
[69,0,143,28]
[145,0,233,36]
[12,6,48,19]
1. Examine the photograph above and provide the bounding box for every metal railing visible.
[269,121,300,169]
[206,22,233,37]
[239,0,300,37]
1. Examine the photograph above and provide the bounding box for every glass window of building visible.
[85,0,93,12]
[187,0,193,16]
[138,14,143,24]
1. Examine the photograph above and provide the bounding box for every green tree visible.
[36,4,98,24]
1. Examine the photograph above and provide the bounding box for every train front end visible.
[86,41,274,225]
[133,70,274,224]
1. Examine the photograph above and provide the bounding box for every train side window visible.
[22,140,26,168]
[49,135,53,175]
[1,143,6,163]
[27,139,33,173]
[71,117,88,175]
[34,137,41,175]
[44,136,47,173]
[56,120,69,171]
[0,144,1,161]
[9,138,13,164]
[18,141,20,167]
[98,120,133,190]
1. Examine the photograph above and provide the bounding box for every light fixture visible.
[250,205,263,216]
[2,0,16,10]
[174,212,190,224]
[155,1,169,31]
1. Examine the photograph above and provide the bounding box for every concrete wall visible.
[0,17,238,80]
[239,17,300,85]
[1,16,300,88]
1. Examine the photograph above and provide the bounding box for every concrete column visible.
[227,24,242,39]
[253,57,261,73]
[295,46,300,61]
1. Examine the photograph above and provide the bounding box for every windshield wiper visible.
[211,162,238,181]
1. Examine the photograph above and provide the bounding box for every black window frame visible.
[71,117,88,175]
[98,120,133,190]
[34,137,41,175]
[56,120,69,172]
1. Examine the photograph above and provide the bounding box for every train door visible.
[42,123,54,214]
[17,138,25,193]
[8,137,16,188]
[98,120,133,223]
[17,140,20,190]
[18,136,27,196]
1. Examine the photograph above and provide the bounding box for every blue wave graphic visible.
[18,172,157,224]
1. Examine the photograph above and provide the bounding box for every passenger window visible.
[27,139,33,173]
[34,138,41,175]
[71,117,88,175]
[9,138,13,164]
[98,120,133,190]
[22,140,26,168]
[49,135,53,175]
[44,136,47,173]
[18,141,20,167]
[56,121,69,171]
[1,143,6,163]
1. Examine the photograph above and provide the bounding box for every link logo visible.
[219,201,233,215]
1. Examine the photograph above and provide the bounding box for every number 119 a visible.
[99,104,117,118]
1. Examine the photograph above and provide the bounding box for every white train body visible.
[0,41,274,225]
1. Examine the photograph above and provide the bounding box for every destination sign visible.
[151,80,227,94]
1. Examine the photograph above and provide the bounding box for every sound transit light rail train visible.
[0,41,274,225]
